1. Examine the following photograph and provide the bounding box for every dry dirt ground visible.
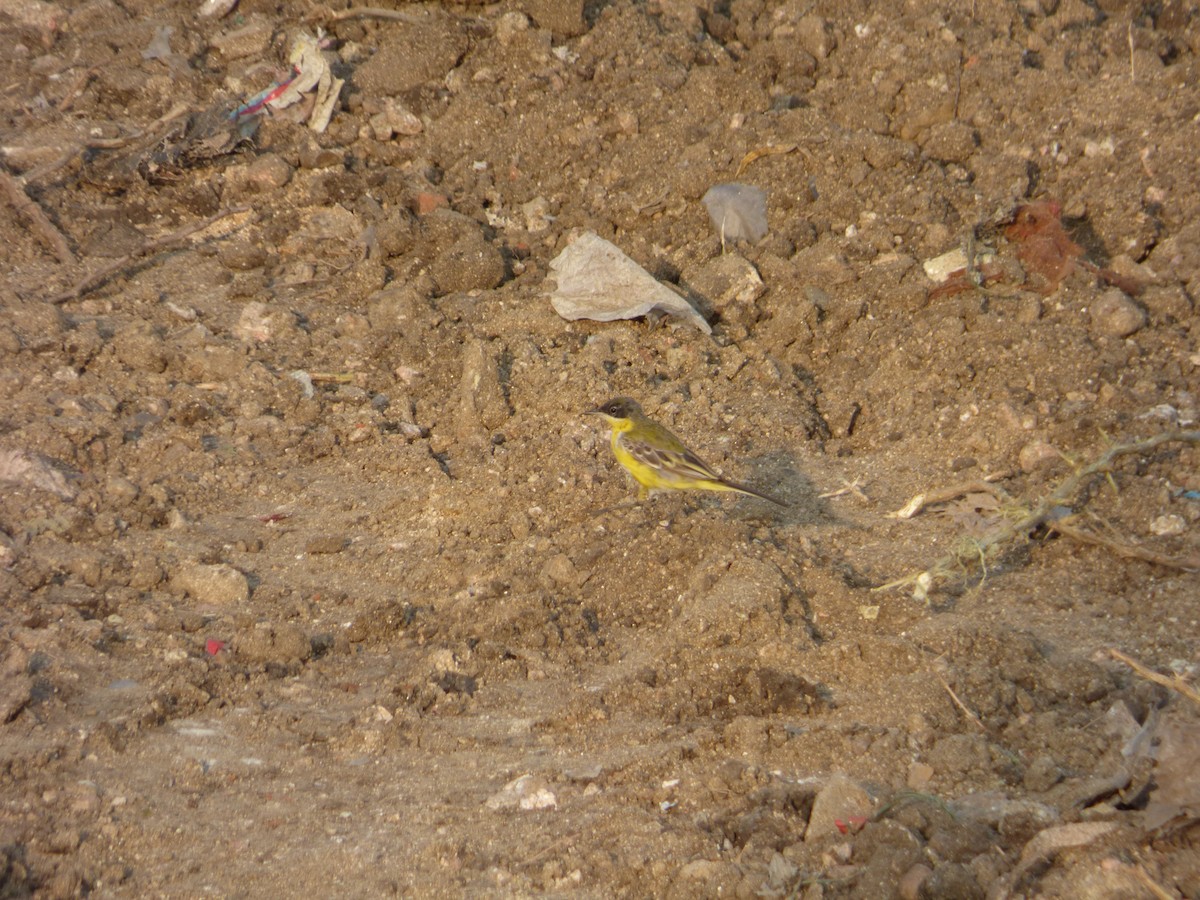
[2,0,1200,896]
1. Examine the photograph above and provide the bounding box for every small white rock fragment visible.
[142,25,174,60]
[922,246,996,284]
[521,196,553,232]
[199,0,239,17]
[1149,514,1185,537]
[234,301,274,342]
[1083,137,1116,157]
[485,774,557,811]
[912,571,932,603]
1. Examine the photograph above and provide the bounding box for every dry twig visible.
[0,168,76,264]
[887,473,1013,519]
[735,143,798,176]
[22,101,191,186]
[820,478,871,502]
[50,206,251,304]
[1049,516,1200,572]
[1131,863,1178,900]
[1109,649,1200,707]
[57,66,99,112]
[878,430,1200,597]
[934,667,986,732]
[308,5,424,24]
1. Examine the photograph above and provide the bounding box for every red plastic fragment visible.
[834,816,869,834]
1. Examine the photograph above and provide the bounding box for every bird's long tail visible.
[719,478,788,507]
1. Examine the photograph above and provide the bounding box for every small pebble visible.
[369,98,422,140]
[1015,294,1043,325]
[413,192,449,216]
[1018,440,1060,473]
[244,153,293,190]
[1089,289,1146,338]
[898,863,932,900]
[539,553,580,589]
[495,11,530,46]
[305,535,349,554]
[218,240,269,271]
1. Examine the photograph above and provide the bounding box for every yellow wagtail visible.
[587,397,786,506]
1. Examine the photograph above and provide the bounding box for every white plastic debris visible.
[702,183,769,245]
[238,31,343,133]
[548,232,711,334]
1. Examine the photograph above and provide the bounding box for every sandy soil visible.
[2,0,1199,896]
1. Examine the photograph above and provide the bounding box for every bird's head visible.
[587,397,643,424]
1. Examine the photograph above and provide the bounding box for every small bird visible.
[587,397,786,506]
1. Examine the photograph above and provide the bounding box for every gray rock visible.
[173,562,250,606]
[237,622,311,664]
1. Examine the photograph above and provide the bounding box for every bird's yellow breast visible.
[611,427,660,490]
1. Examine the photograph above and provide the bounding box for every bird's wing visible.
[624,435,721,483]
